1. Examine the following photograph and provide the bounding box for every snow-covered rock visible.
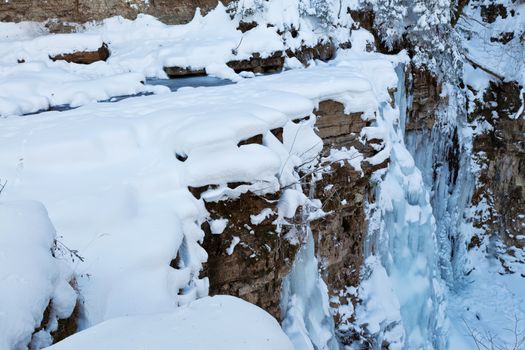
[0,201,76,350]
[47,295,293,350]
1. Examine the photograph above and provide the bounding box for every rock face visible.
[470,81,525,253]
[202,190,296,320]
[200,100,386,331]
[163,40,335,77]
[406,65,441,131]
[0,0,231,28]
[227,52,285,74]
[310,101,386,337]
[287,40,336,64]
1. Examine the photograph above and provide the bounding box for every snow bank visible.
[0,5,282,116]
[448,251,525,350]
[47,295,293,350]
[0,1,362,117]
[0,63,159,116]
[0,55,394,332]
[0,201,76,350]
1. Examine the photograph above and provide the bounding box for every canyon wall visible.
[197,100,386,332]
[0,0,229,29]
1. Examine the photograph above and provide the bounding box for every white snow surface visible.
[47,295,294,350]
[448,251,525,350]
[0,201,76,350]
[0,50,396,341]
[0,1,358,117]
[459,0,525,86]
[0,8,407,347]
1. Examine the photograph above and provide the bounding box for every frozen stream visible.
[25,76,234,115]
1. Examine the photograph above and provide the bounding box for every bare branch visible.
[0,179,7,196]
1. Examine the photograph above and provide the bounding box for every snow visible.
[325,147,364,174]
[250,208,274,225]
[0,201,76,350]
[0,0,369,118]
[0,64,163,116]
[210,218,229,234]
[448,251,525,350]
[282,227,339,350]
[0,8,424,348]
[47,295,294,350]
[0,55,392,335]
[352,63,448,350]
[0,7,276,116]
[356,257,404,348]
[0,6,283,116]
[226,236,241,256]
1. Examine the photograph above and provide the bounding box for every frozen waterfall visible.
[360,65,447,350]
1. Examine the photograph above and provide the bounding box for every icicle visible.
[281,179,339,350]
[405,81,475,287]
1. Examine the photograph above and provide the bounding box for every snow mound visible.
[0,54,394,331]
[0,1,368,117]
[47,295,293,350]
[0,201,76,350]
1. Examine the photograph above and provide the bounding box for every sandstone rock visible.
[163,66,206,78]
[314,100,369,150]
[164,52,285,77]
[49,44,110,64]
[237,21,258,33]
[227,51,285,74]
[406,65,441,131]
[287,40,336,64]
[200,100,386,328]
[471,80,525,250]
[0,0,234,29]
[202,190,296,320]
[310,100,387,343]
[196,100,388,344]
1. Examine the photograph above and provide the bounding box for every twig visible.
[0,179,6,196]
[52,238,85,263]
[463,53,504,81]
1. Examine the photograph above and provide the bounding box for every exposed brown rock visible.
[490,32,514,44]
[238,134,263,147]
[164,52,285,78]
[287,40,336,64]
[349,9,406,54]
[314,100,368,149]
[30,280,79,346]
[406,65,442,131]
[200,100,386,329]
[310,162,370,327]
[480,3,508,24]
[164,66,206,78]
[0,0,234,29]
[202,190,296,320]
[270,127,284,143]
[162,38,337,79]
[237,21,258,33]
[310,101,386,344]
[470,80,525,252]
[227,51,285,74]
[451,0,470,27]
[49,44,109,64]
